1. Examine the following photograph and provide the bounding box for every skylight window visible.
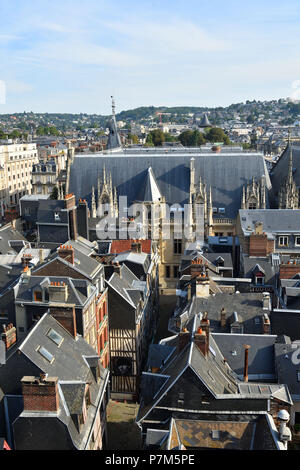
[47,328,63,347]
[37,346,54,363]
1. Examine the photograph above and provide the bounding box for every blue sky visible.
[1,0,300,114]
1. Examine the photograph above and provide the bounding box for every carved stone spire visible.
[91,186,97,218]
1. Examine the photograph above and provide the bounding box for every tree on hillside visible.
[146,129,165,146]
[205,127,230,145]
[178,130,206,147]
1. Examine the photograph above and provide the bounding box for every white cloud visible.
[105,19,230,53]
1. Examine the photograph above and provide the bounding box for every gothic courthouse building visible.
[66,101,287,294]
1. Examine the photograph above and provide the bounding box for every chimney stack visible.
[58,245,74,265]
[49,305,77,338]
[177,328,190,352]
[21,376,59,412]
[200,312,210,351]
[195,271,210,298]
[243,345,250,382]
[194,327,209,357]
[262,313,271,334]
[1,324,17,349]
[262,292,271,311]
[113,262,121,277]
[49,281,68,303]
[220,307,226,329]
[21,253,33,268]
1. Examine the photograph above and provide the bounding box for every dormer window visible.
[255,275,265,285]
[279,236,288,247]
[34,289,43,302]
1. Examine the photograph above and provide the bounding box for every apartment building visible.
[0,142,38,216]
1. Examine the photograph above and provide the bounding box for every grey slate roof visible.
[239,209,300,236]
[37,199,69,225]
[212,333,277,380]
[147,344,176,369]
[69,152,270,219]
[106,264,141,308]
[175,293,267,335]
[12,313,109,450]
[15,275,95,307]
[270,144,300,202]
[33,245,102,280]
[0,224,27,255]
[242,255,279,286]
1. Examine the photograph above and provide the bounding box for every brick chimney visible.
[49,305,77,338]
[194,327,209,357]
[220,308,226,329]
[177,328,190,352]
[249,231,274,257]
[49,281,68,303]
[262,313,271,334]
[2,324,17,349]
[58,244,74,265]
[21,253,33,268]
[64,193,76,210]
[190,258,203,277]
[279,260,300,280]
[21,375,59,412]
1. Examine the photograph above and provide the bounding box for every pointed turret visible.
[199,113,211,128]
[106,96,122,151]
[136,167,163,202]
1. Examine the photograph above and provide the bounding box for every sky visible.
[1,0,300,114]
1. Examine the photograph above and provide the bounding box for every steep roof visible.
[199,113,211,128]
[270,144,300,202]
[69,152,270,219]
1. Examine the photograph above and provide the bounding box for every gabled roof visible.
[33,245,101,280]
[137,316,240,423]
[106,264,141,308]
